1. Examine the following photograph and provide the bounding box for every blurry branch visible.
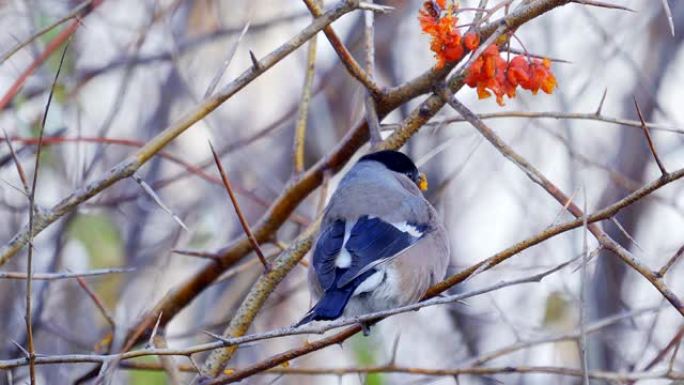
[0,135,307,223]
[1,127,30,195]
[23,39,70,385]
[74,276,115,331]
[657,244,684,277]
[464,305,666,366]
[0,0,94,64]
[74,11,313,83]
[438,91,684,317]
[209,142,269,271]
[116,361,684,382]
[237,366,684,381]
[0,267,133,280]
[428,167,684,294]
[0,0,101,109]
[293,15,319,174]
[0,0,359,268]
[204,23,250,98]
[660,0,675,36]
[363,0,383,148]
[132,173,189,231]
[579,193,590,385]
[571,0,634,12]
[303,0,384,98]
[640,324,684,372]
[386,110,684,135]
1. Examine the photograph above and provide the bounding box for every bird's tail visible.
[296,285,355,327]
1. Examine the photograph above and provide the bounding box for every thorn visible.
[9,339,30,357]
[146,312,164,348]
[388,333,401,365]
[172,249,221,261]
[595,88,607,116]
[633,98,668,176]
[208,141,270,271]
[572,0,635,12]
[133,172,189,231]
[249,50,261,71]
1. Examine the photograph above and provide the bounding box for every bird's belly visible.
[342,267,408,316]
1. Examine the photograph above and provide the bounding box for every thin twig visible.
[132,173,189,231]
[363,0,382,148]
[660,0,675,36]
[657,244,684,277]
[148,313,164,348]
[595,88,608,115]
[116,361,684,382]
[1,126,30,196]
[208,142,269,271]
[571,0,634,12]
[464,304,665,366]
[0,0,95,64]
[382,110,684,135]
[204,22,250,98]
[579,188,590,385]
[634,98,668,176]
[293,15,318,174]
[0,7,88,110]
[74,275,115,329]
[302,0,383,98]
[25,36,70,385]
[0,267,133,280]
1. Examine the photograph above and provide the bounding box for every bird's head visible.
[359,150,428,191]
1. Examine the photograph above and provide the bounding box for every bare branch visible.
[293,18,318,174]
[0,267,133,280]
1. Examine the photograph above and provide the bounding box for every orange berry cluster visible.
[465,45,557,106]
[418,0,557,106]
[418,0,469,69]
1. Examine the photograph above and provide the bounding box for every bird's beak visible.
[418,173,428,191]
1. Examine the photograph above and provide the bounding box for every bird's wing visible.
[312,219,346,291]
[336,215,425,288]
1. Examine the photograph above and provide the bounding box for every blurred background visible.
[0,0,683,384]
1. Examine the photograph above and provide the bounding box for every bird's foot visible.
[359,321,372,336]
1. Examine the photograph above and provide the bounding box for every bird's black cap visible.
[359,150,420,181]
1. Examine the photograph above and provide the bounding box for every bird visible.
[297,150,450,331]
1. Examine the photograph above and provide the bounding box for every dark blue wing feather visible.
[337,216,420,288]
[299,216,426,326]
[296,269,376,326]
[312,219,345,290]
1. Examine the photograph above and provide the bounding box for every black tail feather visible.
[296,285,356,327]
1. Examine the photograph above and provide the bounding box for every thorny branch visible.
[0,0,679,383]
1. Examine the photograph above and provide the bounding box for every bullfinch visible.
[297,150,449,328]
